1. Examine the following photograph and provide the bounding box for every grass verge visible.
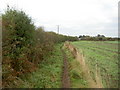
[16,44,63,88]
[63,47,88,88]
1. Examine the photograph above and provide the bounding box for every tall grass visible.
[63,47,88,88]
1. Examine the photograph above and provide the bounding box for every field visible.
[71,41,119,88]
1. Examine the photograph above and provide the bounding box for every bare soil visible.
[61,49,70,88]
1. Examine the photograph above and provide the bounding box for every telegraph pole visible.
[57,25,59,34]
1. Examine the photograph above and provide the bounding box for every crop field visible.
[71,41,119,88]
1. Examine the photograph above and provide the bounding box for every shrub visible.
[2,7,36,86]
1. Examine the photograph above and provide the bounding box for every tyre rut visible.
[61,49,70,88]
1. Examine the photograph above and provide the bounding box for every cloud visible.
[0,0,119,37]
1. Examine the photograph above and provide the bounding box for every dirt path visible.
[64,41,103,88]
[61,49,70,88]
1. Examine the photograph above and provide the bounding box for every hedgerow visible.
[2,7,78,87]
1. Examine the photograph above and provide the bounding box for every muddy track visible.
[61,49,70,88]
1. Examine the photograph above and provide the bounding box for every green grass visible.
[18,44,63,88]
[63,47,88,88]
[71,41,118,88]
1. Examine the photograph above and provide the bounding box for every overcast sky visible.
[0,0,119,37]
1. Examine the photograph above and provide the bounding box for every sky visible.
[0,0,119,37]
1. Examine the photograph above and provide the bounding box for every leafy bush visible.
[2,7,36,87]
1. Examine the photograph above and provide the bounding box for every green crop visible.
[72,41,118,88]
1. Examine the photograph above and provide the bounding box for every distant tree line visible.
[2,7,78,87]
[79,34,119,41]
